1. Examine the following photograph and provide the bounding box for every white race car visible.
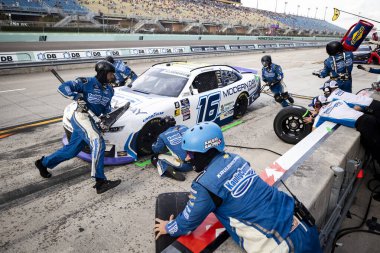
[63,61,261,164]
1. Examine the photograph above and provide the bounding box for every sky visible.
[240,0,379,31]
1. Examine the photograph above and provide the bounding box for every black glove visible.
[312,71,321,77]
[76,97,88,112]
[357,65,369,71]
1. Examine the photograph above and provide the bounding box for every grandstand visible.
[0,0,345,36]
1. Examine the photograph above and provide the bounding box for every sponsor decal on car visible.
[174,108,181,117]
[143,111,164,122]
[222,79,257,97]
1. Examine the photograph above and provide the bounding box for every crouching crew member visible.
[261,55,294,107]
[155,122,322,253]
[151,116,193,181]
[35,61,121,194]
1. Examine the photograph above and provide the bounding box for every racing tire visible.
[273,105,312,144]
[136,118,166,156]
[233,92,249,119]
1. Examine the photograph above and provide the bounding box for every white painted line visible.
[0,88,26,93]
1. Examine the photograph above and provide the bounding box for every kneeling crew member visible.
[155,122,322,253]
[261,55,294,107]
[151,116,192,181]
[35,61,121,194]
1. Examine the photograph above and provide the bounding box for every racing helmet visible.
[326,41,343,56]
[309,95,327,109]
[105,56,115,64]
[261,55,272,67]
[95,60,115,84]
[182,122,225,153]
[372,32,379,41]
[160,116,176,130]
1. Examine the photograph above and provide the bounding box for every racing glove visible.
[312,70,322,77]
[357,65,369,71]
[76,96,88,113]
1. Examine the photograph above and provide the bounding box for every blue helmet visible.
[182,122,225,153]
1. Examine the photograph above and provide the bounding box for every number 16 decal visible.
[197,92,221,123]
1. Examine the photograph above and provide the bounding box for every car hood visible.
[112,87,173,112]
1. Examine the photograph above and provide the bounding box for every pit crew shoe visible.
[35,156,52,178]
[288,96,295,104]
[94,179,121,194]
[164,167,185,181]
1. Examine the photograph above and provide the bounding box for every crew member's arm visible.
[57,79,85,100]
[274,65,284,82]
[154,182,216,239]
[319,59,331,78]
[152,134,166,154]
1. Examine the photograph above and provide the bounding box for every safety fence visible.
[0,41,324,69]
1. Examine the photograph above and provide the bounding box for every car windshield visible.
[130,67,189,97]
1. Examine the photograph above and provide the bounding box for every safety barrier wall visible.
[0,32,337,42]
[0,41,324,68]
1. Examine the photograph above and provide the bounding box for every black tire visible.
[273,105,312,144]
[136,118,166,156]
[233,92,249,119]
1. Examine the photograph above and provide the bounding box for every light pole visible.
[256,0,258,9]
[307,8,310,17]
[297,5,300,16]
[275,0,278,12]
[323,6,328,20]
[284,1,288,14]
[315,7,318,19]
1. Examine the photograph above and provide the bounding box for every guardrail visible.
[0,41,324,69]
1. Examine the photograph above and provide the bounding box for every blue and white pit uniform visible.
[42,77,114,180]
[152,125,193,175]
[114,60,137,85]
[165,153,322,253]
[326,88,373,108]
[313,100,363,128]
[262,63,289,107]
[320,52,354,93]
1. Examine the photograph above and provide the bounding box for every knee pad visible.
[274,94,284,103]
[281,92,289,99]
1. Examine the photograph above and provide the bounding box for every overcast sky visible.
[241,0,379,31]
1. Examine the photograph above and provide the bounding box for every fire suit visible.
[114,60,137,85]
[165,152,322,253]
[326,88,380,120]
[262,63,291,107]
[152,125,193,176]
[42,77,114,180]
[319,52,354,93]
[313,99,380,162]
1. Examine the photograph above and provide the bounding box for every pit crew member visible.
[154,122,322,253]
[306,97,380,163]
[35,61,121,194]
[151,116,193,181]
[313,41,354,93]
[105,56,137,86]
[321,80,380,120]
[261,55,294,107]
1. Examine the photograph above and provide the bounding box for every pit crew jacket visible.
[114,60,136,84]
[58,77,114,117]
[165,152,295,252]
[152,125,189,162]
[320,52,354,82]
[261,63,283,85]
[313,100,364,128]
[326,88,373,108]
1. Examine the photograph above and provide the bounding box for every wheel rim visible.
[281,115,305,137]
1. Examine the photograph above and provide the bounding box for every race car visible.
[62,61,261,164]
[353,45,380,64]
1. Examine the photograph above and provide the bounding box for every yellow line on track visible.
[0,117,63,135]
